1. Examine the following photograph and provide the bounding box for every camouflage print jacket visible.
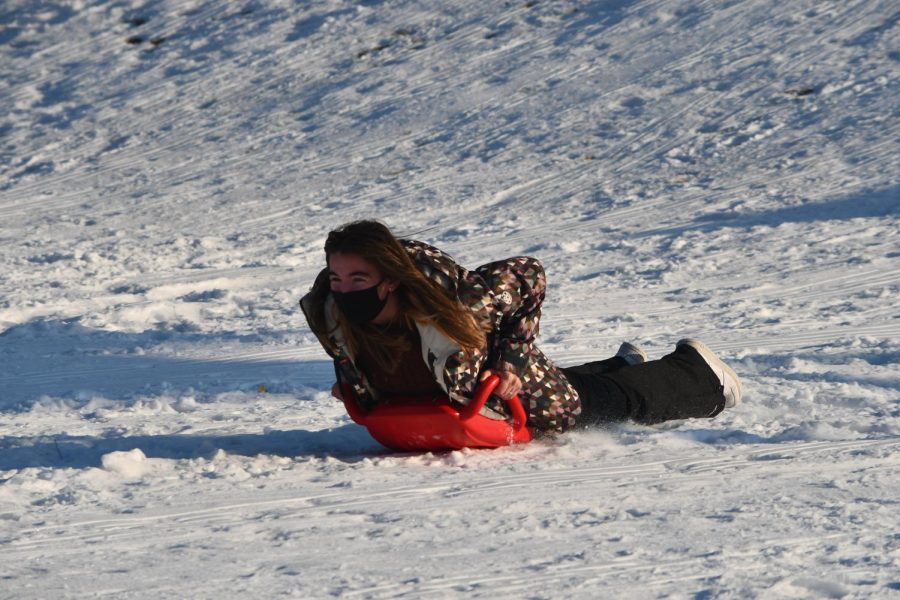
[299,240,581,433]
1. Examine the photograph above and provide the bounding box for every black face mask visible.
[332,279,388,325]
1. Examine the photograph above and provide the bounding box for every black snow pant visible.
[561,344,726,426]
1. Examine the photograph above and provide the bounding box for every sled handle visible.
[459,374,528,432]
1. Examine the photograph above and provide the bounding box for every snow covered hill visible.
[1,0,898,597]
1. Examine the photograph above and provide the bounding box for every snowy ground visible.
[1,0,898,597]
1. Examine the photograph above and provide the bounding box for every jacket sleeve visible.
[475,256,547,374]
[299,270,381,412]
[298,268,340,358]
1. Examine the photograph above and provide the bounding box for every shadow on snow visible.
[0,318,332,411]
[640,184,900,238]
[0,425,384,471]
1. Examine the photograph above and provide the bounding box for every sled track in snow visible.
[7,437,897,552]
[342,532,856,598]
[5,437,897,597]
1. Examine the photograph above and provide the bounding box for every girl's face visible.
[328,251,385,293]
[327,252,400,325]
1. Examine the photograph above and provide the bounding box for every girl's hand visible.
[479,369,522,400]
[331,382,344,400]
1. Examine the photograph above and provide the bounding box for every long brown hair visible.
[309,220,488,373]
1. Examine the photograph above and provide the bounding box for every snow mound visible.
[100,448,149,480]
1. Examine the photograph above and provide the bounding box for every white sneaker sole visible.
[616,341,648,366]
[677,338,743,408]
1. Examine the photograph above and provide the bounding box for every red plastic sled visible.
[340,375,533,451]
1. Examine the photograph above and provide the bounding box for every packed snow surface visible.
[1,0,899,597]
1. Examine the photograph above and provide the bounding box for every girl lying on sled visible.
[300,220,742,450]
